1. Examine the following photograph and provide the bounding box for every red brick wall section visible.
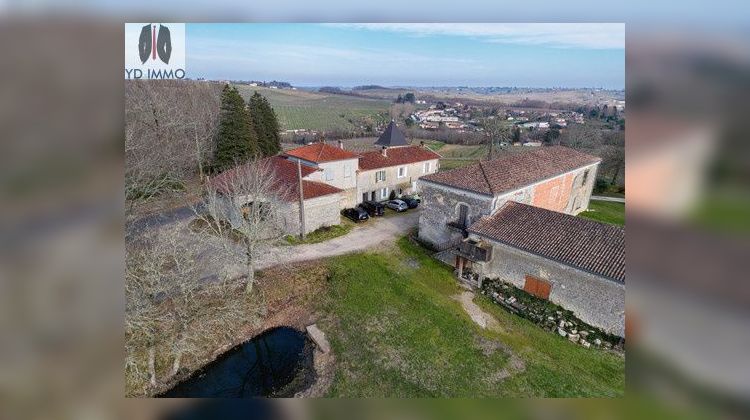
[531,173,574,212]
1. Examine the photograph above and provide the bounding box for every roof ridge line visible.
[317,142,325,161]
[477,160,495,195]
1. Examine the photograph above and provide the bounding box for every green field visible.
[318,237,625,397]
[235,86,391,132]
[579,201,625,226]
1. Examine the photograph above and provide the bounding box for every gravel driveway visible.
[256,209,421,270]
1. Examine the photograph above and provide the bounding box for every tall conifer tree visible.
[213,85,258,171]
[248,91,281,157]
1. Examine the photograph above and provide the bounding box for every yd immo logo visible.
[125,23,185,79]
[139,24,172,64]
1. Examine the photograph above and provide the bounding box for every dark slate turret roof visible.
[375,121,409,147]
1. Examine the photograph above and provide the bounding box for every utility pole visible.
[297,159,306,240]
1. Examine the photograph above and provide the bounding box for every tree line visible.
[125,81,282,202]
[213,85,281,172]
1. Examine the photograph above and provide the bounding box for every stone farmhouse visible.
[282,120,440,209]
[417,146,625,336]
[464,202,624,336]
[418,146,601,249]
[210,121,440,235]
[208,156,345,236]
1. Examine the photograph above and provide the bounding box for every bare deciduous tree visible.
[194,157,288,294]
[125,225,261,395]
[125,80,221,202]
[481,117,511,160]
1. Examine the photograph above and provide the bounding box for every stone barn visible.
[460,202,625,337]
[208,156,344,236]
[417,146,600,250]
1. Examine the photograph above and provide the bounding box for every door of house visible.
[362,193,368,202]
[458,204,469,227]
[371,191,376,201]
[524,275,552,300]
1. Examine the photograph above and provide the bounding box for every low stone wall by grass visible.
[480,278,624,352]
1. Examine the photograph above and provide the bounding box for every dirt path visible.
[255,210,421,270]
[453,291,502,332]
[590,195,625,203]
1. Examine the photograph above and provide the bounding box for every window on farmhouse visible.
[344,165,351,178]
[375,170,386,183]
[398,166,406,178]
[325,169,334,181]
[582,169,589,186]
[380,188,388,199]
[423,162,431,173]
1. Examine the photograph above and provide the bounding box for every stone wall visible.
[281,193,343,235]
[416,181,494,248]
[417,162,599,248]
[356,158,439,203]
[469,236,625,337]
[316,158,359,191]
[285,156,359,192]
[218,193,343,236]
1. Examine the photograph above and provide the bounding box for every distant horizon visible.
[200,81,625,91]
[188,24,625,89]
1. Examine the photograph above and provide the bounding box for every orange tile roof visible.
[358,145,441,171]
[284,142,360,163]
[422,146,600,196]
[469,202,625,282]
[209,156,342,201]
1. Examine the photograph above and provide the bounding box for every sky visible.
[187,23,625,89]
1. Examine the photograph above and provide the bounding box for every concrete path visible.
[255,210,421,270]
[453,291,502,332]
[590,195,625,203]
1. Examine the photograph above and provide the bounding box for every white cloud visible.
[325,23,624,50]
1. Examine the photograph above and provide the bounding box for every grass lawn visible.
[284,221,354,245]
[318,237,624,397]
[579,201,625,226]
[691,189,750,233]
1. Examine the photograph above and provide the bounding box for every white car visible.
[386,199,408,212]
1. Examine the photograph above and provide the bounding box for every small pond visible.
[160,327,315,398]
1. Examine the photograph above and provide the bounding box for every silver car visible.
[386,199,409,212]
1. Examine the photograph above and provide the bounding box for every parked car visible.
[360,200,385,216]
[401,196,420,209]
[386,199,409,212]
[403,193,422,203]
[341,207,369,222]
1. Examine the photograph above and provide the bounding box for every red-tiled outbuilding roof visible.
[284,142,360,163]
[469,202,625,282]
[209,156,342,201]
[358,145,441,171]
[421,146,600,196]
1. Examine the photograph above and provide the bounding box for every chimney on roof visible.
[338,140,344,149]
[381,146,388,157]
